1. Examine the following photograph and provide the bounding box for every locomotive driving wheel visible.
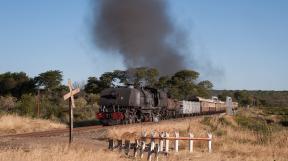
[123,109,137,124]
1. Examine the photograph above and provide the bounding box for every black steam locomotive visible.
[96,85,168,125]
[96,85,237,125]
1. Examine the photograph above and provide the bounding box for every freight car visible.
[96,86,237,125]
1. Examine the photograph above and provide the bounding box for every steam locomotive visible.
[96,85,238,125]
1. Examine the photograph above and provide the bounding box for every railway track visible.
[0,125,103,138]
[0,112,224,138]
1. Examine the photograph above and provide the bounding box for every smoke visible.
[91,0,188,75]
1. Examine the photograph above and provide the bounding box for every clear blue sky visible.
[0,0,287,90]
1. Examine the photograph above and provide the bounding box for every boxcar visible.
[178,100,201,115]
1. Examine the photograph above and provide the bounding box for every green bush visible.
[218,117,233,126]
[235,114,272,144]
[75,97,87,109]
[261,107,288,127]
[15,94,36,117]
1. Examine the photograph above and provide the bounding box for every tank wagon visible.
[96,86,238,125]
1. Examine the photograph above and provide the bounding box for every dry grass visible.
[0,108,287,161]
[102,108,288,161]
[0,143,128,161]
[0,114,66,135]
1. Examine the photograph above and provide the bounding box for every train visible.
[96,85,238,125]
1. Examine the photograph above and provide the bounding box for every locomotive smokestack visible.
[91,0,188,75]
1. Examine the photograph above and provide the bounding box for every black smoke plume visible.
[91,0,188,75]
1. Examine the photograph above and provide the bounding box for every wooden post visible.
[148,131,155,161]
[159,132,164,152]
[175,131,179,153]
[69,98,73,143]
[165,132,169,153]
[189,133,194,153]
[108,139,114,150]
[125,140,130,155]
[63,79,80,144]
[35,89,40,117]
[140,131,147,158]
[117,140,123,152]
[208,133,212,153]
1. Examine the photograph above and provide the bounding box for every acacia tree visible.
[197,80,213,97]
[127,67,159,87]
[166,70,200,99]
[34,70,63,91]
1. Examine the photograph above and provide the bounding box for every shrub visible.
[40,97,63,121]
[218,117,232,126]
[0,96,16,112]
[235,114,272,144]
[15,94,36,117]
[75,97,87,109]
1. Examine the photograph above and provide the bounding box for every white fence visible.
[108,131,212,161]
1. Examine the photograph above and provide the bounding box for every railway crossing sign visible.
[63,79,80,144]
[63,80,80,107]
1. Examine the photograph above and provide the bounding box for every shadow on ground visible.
[73,120,102,127]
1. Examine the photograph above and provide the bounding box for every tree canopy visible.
[0,72,34,97]
[34,70,63,91]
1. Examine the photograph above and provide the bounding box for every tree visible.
[218,91,234,101]
[34,70,63,91]
[198,80,213,89]
[156,76,171,90]
[166,70,200,99]
[99,72,115,88]
[172,70,199,83]
[126,67,159,87]
[84,70,128,94]
[234,91,252,106]
[0,72,35,97]
[112,70,128,85]
[156,69,214,99]
[84,77,103,94]
[197,80,213,97]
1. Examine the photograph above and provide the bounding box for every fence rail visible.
[108,131,212,161]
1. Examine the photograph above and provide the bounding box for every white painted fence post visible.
[134,139,139,157]
[159,132,164,152]
[165,132,170,153]
[208,133,212,153]
[175,131,179,153]
[140,131,147,158]
[155,144,160,161]
[148,131,155,161]
[189,133,194,153]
